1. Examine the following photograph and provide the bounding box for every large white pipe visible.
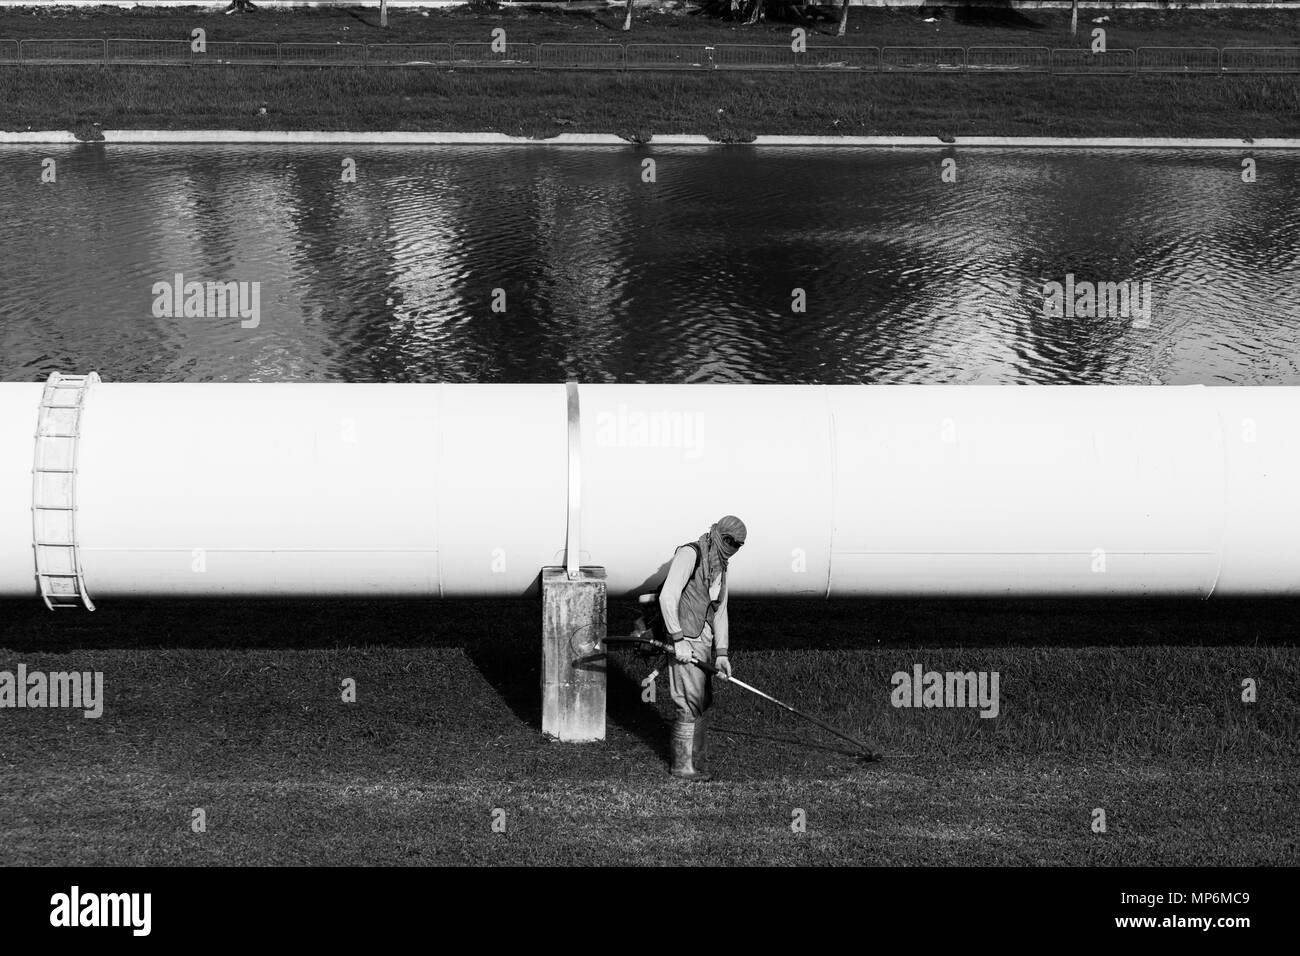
[2,381,1298,601]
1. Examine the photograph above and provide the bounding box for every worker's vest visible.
[676,542,725,640]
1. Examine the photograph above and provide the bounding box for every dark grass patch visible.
[0,641,1295,864]
[4,596,1300,652]
[2,6,1300,138]
[1,7,1298,49]
[4,767,1295,865]
[1,66,1297,138]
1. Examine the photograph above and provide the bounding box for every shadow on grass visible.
[462,627,543,729]
[341,7,380,31]
[1,595,1295,775]
[3,597,1299,652]
[463,633,671,762]
[0,598,509,652]
[606,650,673,764]
[948,2,1045,32]
[710,725,866,761]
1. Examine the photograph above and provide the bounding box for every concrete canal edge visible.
[1,131,1298,148]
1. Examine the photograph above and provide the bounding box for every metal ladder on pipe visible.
[31,371,98,611]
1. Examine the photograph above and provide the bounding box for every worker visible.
[658,515,747,781]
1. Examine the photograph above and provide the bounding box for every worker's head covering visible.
[698,515,746,583]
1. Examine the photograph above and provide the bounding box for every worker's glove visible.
[672,637,693,664]
[715,655,732,680]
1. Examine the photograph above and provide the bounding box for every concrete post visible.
[541,566,606,741]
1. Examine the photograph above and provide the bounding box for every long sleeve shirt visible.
[658,545,730,656]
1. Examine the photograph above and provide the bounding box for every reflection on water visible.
[0,144,1297,385]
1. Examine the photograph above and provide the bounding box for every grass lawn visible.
[2,597,1296,865]
[1,7,1298,137]
[2,5,1298,866]
[3,5,1299,49]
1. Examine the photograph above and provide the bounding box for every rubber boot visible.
[692,714,709,776]
[670,719,711,781]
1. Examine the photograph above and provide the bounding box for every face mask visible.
[711,527,742,561]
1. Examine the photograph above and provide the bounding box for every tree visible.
[623,0,633,32]
[381,0,389,29]
[837,0,850,38]
[1070,0,1078,37]
[701,0,821,25]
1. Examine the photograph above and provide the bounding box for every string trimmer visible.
[600,627,880,762]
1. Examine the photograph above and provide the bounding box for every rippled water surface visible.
[1,144,1297,384]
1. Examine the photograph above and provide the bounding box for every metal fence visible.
[2,39,1298,74]
[199,41,281,65]
[625,43,713,71]
[278,42,366,66]
[1222,46,1300,72]
[1137,46,1221,73]
[538,42,624,71]
[18,38,106,64]
[451,41,538,68]
[882,46,965,72]
[713,44,804,71]
[1050,48,1137,74]
[967,46,1050,73]
[802,46,880,71]
[106,38,191,65]
[364,42,452,66]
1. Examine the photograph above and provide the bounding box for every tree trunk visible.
[837,0,850,38]
[745,0,765,26]
[1070,0,1078,37]
[623,0,633,32]
[381,0,389,29]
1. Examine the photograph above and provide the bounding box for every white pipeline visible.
[1,381,1297,602]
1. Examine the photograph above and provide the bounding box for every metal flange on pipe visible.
[2,374,1299,605]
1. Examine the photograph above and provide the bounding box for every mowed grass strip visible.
[0,643,1295,864]
[3,66,1299,139]
[2,6,1298,49]
[2,645,1294,769]
[1,765,1293,865]
[3,8,1300,137]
